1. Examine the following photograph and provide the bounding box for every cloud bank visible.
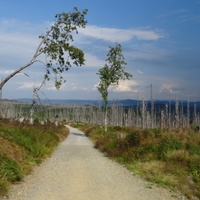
[79,25,165,42]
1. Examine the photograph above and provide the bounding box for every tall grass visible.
[0,118,69,198]
[76,123,200,199]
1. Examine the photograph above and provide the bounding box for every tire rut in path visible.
[3,125,181,200]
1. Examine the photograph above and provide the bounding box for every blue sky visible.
[0,0,200,101]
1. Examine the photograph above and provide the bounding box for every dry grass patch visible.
[138,161,178,188]
[0,137,26,162]
[126,160,178,188]
[0,119,69,198]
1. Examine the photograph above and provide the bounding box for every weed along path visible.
[3,125,181,200]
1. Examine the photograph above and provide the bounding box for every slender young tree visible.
[97,43,132,132]
[150,83,154,128]
[0,7,88,91]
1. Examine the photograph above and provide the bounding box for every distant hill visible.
[13,98,200,108]
[14,98,102,106]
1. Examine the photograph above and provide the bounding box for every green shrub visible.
[125,131,141,147]
[103,140,121,156]
[159,134,183,160]
[186,142,200,155]
[138,143,160,161]
[142,128,162,138]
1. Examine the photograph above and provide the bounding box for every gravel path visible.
[2,125,185,200]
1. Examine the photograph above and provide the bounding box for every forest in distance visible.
[0,96,200,131]
[12,98,200,113]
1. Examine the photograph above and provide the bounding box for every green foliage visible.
[189,161,200,180]
[159,135,183,159]
[0,7,88,91]
[186,142,200,155]
[97,43,132,131]
[40,7,88,89]
[97,43,132,106]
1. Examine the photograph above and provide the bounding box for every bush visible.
[186,142,200,155]
[142,128,162,138]
[138,143,160,161]
[159,134,183,160]
[125,131,141,147]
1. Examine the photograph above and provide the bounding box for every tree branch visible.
[0,60,34,90]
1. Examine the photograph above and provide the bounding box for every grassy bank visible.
[74,123,200,199]
[0,118,69,198]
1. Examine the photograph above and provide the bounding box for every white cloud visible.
[79,25,165,42]
[110,80,138,93]
[84,53,105,67]
[18,82,42,90]
[69,83,87,91]
[92,82,99,91]
[0,70,14,75]
[137,70,144,74]
[46,85,57,91]
[157,9,200,23]
[125,44,171,64]
[93,80,139,93]
[1,70,31,77]
[0,19,52,69]
[0,31,40,58]
[157,9,187,18]
[0,18,50,34]
[46,82,88,92]
[159,84,179,94]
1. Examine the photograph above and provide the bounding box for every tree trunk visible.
[104,88,108,132]
[0,61,34,90]
[105,105,108,132]
[0,32,47,91]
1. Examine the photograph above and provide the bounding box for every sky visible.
[0,0,200,101]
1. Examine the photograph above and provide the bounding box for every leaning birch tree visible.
[97,43,132,132]
[0,7,88,91]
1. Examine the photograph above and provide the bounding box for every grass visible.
[0,118,69,198]
[73,123,200,200]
